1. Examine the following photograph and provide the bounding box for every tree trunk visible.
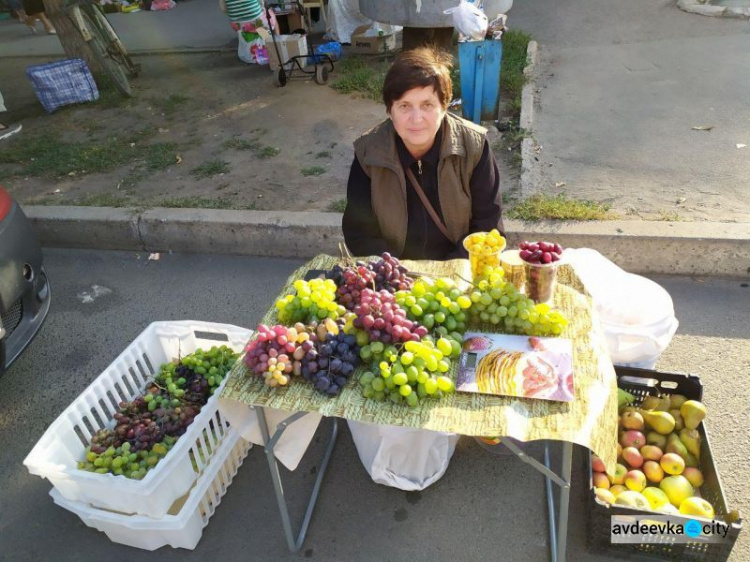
[43,0,103,73]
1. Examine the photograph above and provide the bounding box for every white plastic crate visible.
[24,321,252,518]
[51,430,251,551]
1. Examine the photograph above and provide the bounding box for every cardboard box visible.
[351,24,398,55]
[258,31,308,71]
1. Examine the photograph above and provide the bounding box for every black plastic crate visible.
[585,366,742,561]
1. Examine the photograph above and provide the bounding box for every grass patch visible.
[223,137,279,159]
[191,159,230,179]
[316,151,332,159]
[331,56,388,101]
[145,142,180,170]
[156,196,255,210]
[223,137,262,151]
[656,210,682,222]
[301,165,326,177]
[75,193,131,207]
[257,146,280,159]
[327,198,347,212]
[500,29,532,118]
[0,129,155,178]
[149,93,190,117]
[507,193,614,221]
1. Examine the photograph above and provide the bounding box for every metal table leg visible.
[499,438,574,562]
[255,407,338,553]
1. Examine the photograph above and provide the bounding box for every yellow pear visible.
[641,396,661,411]
[670,394,688,409]
[669,409,685,431]
[642,410,676,435]
[666,433,689,460]
[679,428,702,458]
[654,395,672,411]
[680,400,706,430]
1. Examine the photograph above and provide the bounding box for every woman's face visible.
[389,86,446,158]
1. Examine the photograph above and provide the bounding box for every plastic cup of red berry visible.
[519,241,564,303]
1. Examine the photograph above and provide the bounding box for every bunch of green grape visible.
[276,278,346,324]
[358,338,459,407]
[77,436,176,479]
[468,267,568,337]
[395,276,472,334]
[157,345,239,400]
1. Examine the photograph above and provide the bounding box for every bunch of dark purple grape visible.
[301,332,360,396]
[367,252,413,293]
[151,403,201,436]
[173,364,211,405]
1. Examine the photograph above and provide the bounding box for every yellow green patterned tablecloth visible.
[220,255,618,470]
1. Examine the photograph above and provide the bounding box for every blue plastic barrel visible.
[458,39,503,124]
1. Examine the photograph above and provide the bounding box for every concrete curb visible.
[520,40,541,197]
[677,0,750,18]
[0,47,236,61]
[26,206,750,278]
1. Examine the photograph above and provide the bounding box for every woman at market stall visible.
[342,46,503,260]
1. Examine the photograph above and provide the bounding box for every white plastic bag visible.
[237,31,254,64]
[218,399,323,471]
[566,248,679,368]
[347,420,460,491]
[444,0,488,42]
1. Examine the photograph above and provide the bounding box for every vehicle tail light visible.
[0,186,13,222]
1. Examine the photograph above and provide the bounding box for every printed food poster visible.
[457,333,575,401]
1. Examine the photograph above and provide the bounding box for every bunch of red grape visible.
[351,288,427,344]
[244,324,318,387]
[519,240,564,264]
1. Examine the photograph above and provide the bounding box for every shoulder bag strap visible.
[405,167,454,243]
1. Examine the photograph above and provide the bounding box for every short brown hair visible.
[382,47,453,112]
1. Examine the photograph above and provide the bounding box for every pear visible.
[654,395,672,412]
[669,409,685,431]
[666,433,689,460]
[679,428,702,458]
[680,400,706,430]
[670,394,688,409]
[683,451,699,468]
[641,395,661,411]
[642,410,676,435]
[647,431,668,449]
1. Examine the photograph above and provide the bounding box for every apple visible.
[642,487,671,510]
[610,484,627,498]
[620,430,646,449]
[611,463,628,485]
[679,497,715,519]
[682,467,704,488]
[625,470,647,492]
[660,453,685,476]
[593,472,610,489]
[615,491,650,510]
[595,488,616,505]
[643,460,665,484]
[621,411,645,431]
[660,475,694,507]
[640,445,664,462]
[622,447,644,468]
[591,454,606,473]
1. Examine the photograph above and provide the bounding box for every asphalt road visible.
[0,249,747,562]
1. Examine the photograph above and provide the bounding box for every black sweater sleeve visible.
[447,139,504,259]
[342,156,393,257]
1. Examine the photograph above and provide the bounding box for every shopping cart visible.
[266,3,334,88]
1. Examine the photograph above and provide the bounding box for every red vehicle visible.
[0,186,51,373]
